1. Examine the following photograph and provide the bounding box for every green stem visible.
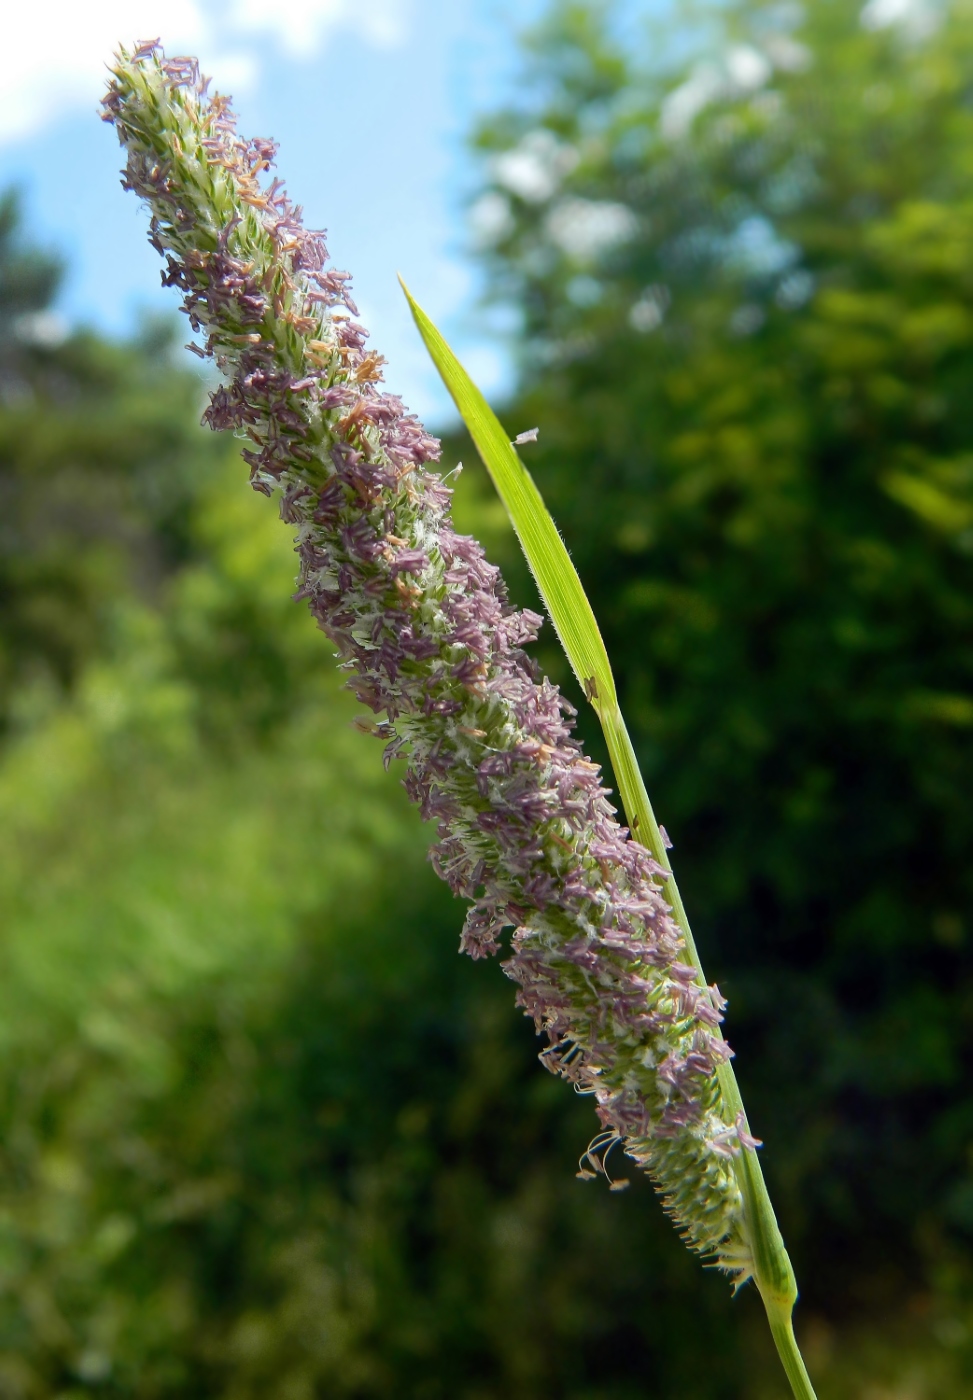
[598,704,818,1400]
[767,1304,818,1400]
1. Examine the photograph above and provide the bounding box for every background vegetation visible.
[0,0,972,1394]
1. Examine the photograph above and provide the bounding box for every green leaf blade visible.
[400,277,617,712]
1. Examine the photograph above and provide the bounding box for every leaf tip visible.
[397,273,419,313]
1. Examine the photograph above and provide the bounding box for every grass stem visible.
[601,706,818,1400]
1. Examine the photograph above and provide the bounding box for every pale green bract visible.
[402,283,818,1400]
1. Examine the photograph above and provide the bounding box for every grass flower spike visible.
[104,45,816,1397]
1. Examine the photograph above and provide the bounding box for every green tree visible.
[0,447,751,1400]
[460,0,973,1381]
[0,194,227,741]
[0,199,756,1399]
[0,189,63,387]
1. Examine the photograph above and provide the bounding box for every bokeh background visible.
[1,0,972,1395]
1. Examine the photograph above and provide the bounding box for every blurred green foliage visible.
[459,0,973,1387]
[0,197,751,1400]
[1,0,973,1394]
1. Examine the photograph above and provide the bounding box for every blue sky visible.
[0,0,550,428]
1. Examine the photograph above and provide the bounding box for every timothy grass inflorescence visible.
[103,43,757,1282]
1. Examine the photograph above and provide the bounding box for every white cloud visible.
[1,0,203,144]
[0,0,410,147]
[230,0,406,54]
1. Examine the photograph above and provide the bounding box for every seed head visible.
[104,43,756,1282]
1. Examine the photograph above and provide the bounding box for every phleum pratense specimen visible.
[104,45,817,1398]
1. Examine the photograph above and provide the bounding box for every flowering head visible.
[103,43,758,1284]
